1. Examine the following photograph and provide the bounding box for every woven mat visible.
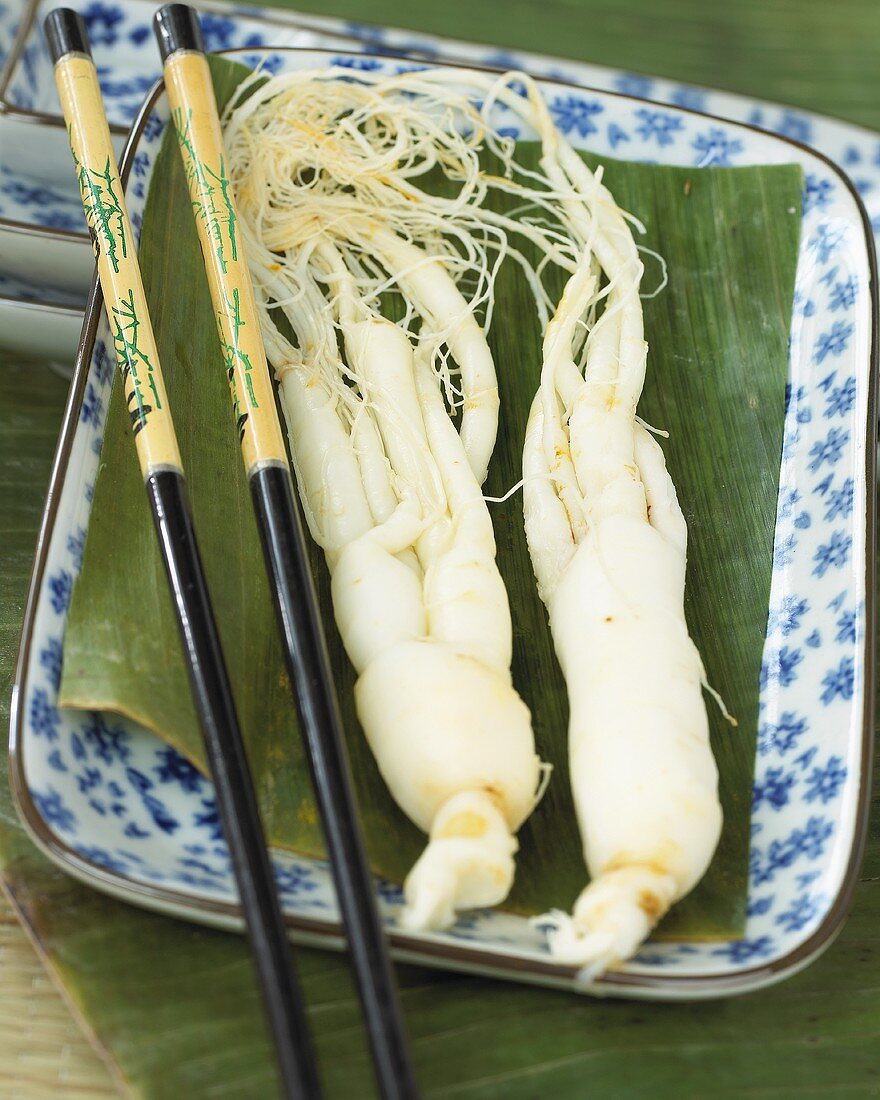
[0,894,117,1098]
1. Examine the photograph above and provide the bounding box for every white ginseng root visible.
[516,85,723,976]
[223,75,548,929]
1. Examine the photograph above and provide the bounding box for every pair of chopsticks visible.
[45,8,418,1098]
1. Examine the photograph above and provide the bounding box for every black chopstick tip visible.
[153,3,205,62]
[44,8,91,65]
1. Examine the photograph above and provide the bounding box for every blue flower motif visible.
[29,688,60,741]
[820,656,855,704]
[797,869,822,889]
[180,856,226,878]
[47,570,73,613]
[824,376,856,418]
[812,530,851,577]
[746,895,774,917]
[795,815,835,859]
[155,746,203,792]
[824,477,854,522]
[343,19,388,42]
[81,383,103,427]
[549,95,603,137]
[177,871,225,892]
[752,767,796,811]
[81,1,124,45]
[273,862,319,895]
[769,595,809,637]
[614,73,654,98]
[75,845,129,873]
[94,341,115,385]
[82,714,131,764]
[752,817,835,886]
[45,209,87,232]
[38,636,63,691]
[760,645,803,689]
[692,127,743,167]
[47,748,67,772]
[804,756,847,803]
[829,276,857,311]
[711,935,774,963]
[332,56,384,71]
[814,321,855,365]
[774,892,820,933]
[143,112,165,143]
[194,798,223,840]
[669,86,708,111]
[835,607,857,643]
[124,821,151,840]
[808,427,849,471]
[33,787,76,832]
[809,470,831,497]
[76,766,102,794]
[197,14,239,48]
[633,108,685,146]
[758,711,808,756]
[607,123,630,149]
[95,70,155,99]
[0,180,71,205]
[795,746,818,771]
[802,174,834,213]
[66,527,86,570]
[810,224,846,264]
[126,767,153,795]
[142,793,179,834]
[775,111,812,144]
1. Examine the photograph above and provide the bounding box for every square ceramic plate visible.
[10,48,877,1000]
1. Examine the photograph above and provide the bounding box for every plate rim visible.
[9,47,878,1000]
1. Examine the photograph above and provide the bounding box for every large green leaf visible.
[59,56,801,936]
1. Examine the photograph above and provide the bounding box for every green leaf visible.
[59,56,802,937]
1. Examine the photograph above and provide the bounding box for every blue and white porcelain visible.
[0,0,344,309]
[4,0,880,296]
[11,48,875,1000]
[1,0,327,125]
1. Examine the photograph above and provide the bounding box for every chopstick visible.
[151,8,418,1098]
[43,11,322,1097]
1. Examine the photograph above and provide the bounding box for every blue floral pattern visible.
[7,29,871,993]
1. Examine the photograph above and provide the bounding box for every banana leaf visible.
[59,56,802,937]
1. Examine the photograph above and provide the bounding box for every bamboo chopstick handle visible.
[46,14,324,1097]
[155,21,287,475]
[152,13,419,1097]
[48,13,182,479]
